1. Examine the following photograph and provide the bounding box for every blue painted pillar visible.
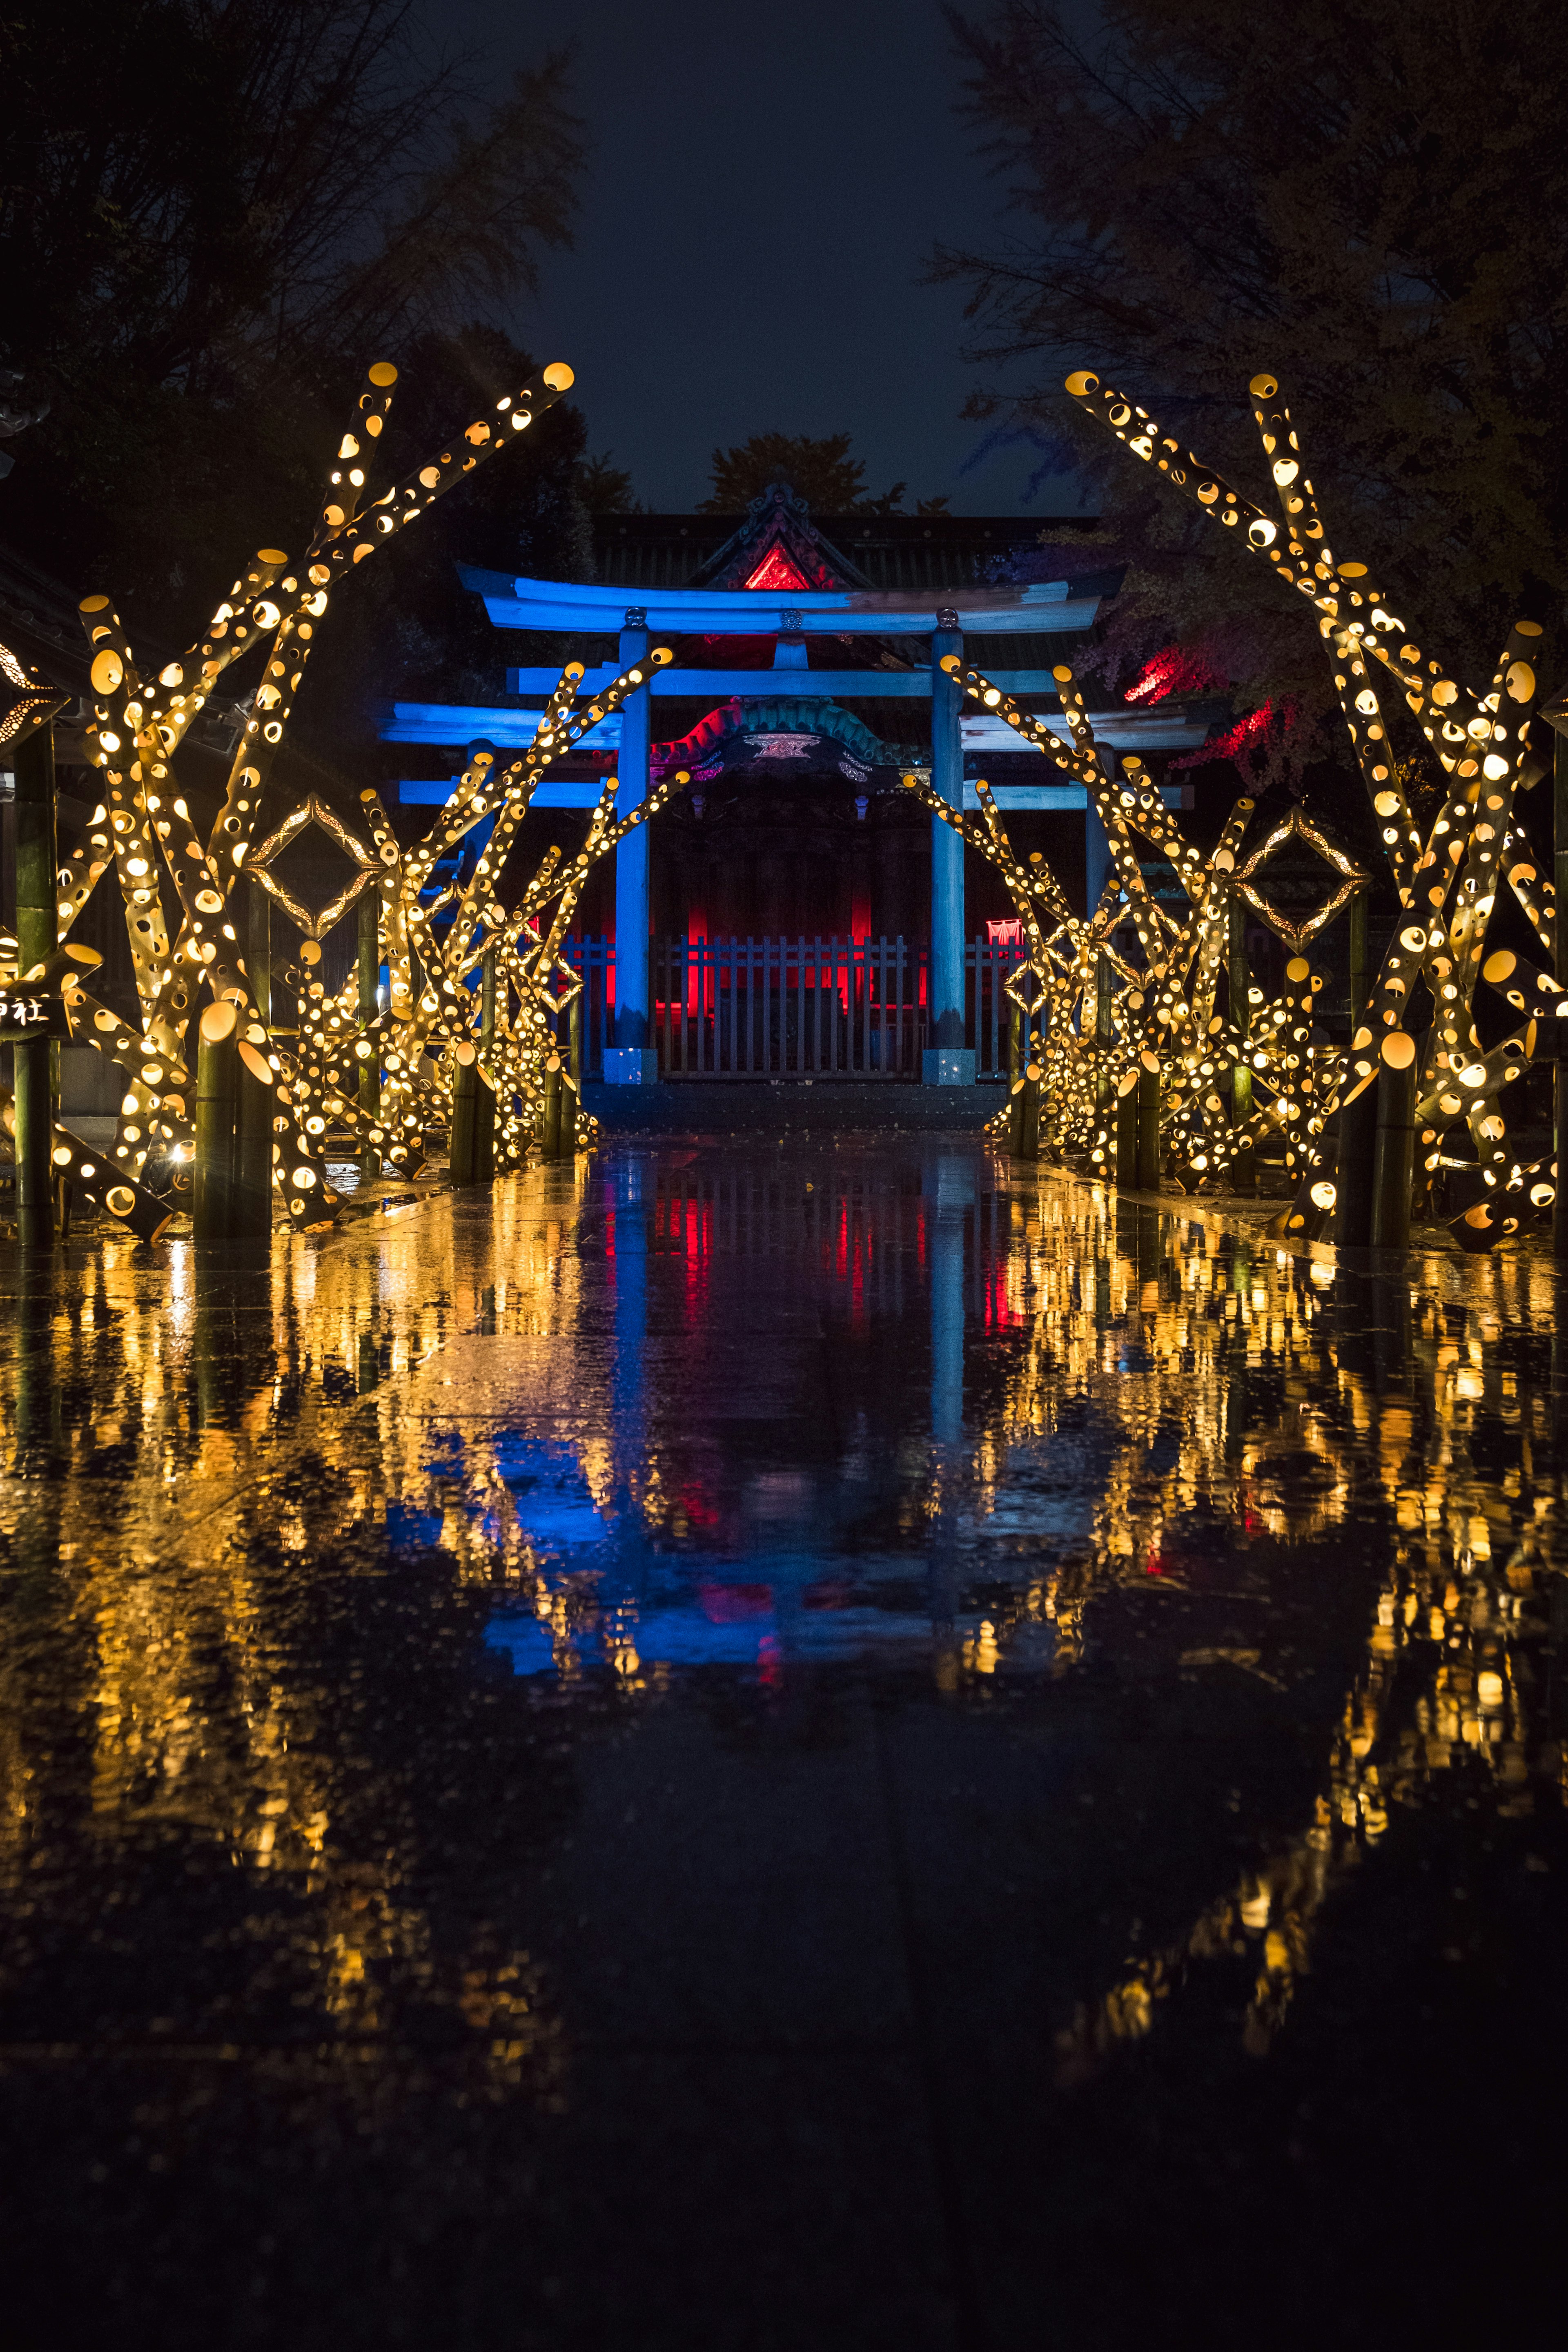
[924,618,974,1085]
[606,612,658,1083]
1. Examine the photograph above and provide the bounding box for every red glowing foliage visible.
[1125,644,1225,704]
[1171,698,1296,771]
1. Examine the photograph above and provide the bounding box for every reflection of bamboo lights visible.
[0,1166,1553,2100]
[949,1177,1553,2072]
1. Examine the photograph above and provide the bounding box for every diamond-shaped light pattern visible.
[1234,807,1367,952]
[247,795,379,941]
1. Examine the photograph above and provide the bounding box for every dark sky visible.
[432,0,1087,516]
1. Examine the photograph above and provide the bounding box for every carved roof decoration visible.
[652,695,916,785]
[688,483,874,596]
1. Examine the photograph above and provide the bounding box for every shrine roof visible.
[592,496,1106,599]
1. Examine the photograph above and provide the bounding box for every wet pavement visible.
[0,1135,1564,2349]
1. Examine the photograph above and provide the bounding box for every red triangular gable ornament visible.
[743,544,813,594]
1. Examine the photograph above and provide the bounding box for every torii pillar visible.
[924,613,974,1085]
[605,609,659,1084]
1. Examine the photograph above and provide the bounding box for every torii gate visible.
[383,566,1212,1085]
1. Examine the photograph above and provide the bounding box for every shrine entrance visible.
[384,479,1218,1088]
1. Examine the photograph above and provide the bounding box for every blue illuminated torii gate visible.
[386,564,1214,1086]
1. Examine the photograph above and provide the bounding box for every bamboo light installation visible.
[252,665,685,1190]
[50,354,577,1232]
[1065,366,1554,1253]
[14,350,679,1242]
[904,658,1354,1200]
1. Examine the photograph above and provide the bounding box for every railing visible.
[561,936,617,1073]
[561,937,1025,1080]
[968,935,1027,1081]
[655,936,924,1080]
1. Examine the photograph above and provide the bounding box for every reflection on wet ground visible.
[0,1137,1564,2348]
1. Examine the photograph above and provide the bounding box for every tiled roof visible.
[592,507,1104,598]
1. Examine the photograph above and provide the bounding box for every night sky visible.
[436,0,1088,516]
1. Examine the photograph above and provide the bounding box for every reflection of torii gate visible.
[384,564,1213,1086]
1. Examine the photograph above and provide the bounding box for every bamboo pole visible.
[1115,1078,1138,1188]
[1334,890,1377,1250]
[477,948,496,1180]
[358,888,381,1182]
[1136,1064,1160,1191]
[1227,894,1253,1192]
[1370,1045,1416,1252]
[1008,1017,1029,1153]
[1016,1065,1040,1160]
[13,719,56,1247]
[1555,733,1568,1259]
[540,1051,564,1158]
[449,1045,479,1183]
[235,886,273,1239]
[1348,888,1368,1021]
[194,1000,239,1242]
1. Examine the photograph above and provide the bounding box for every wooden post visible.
[1334,889,1377,1250]
[1227,894,1254,1193]
[235,886,273,1239]
[357,888,381,1182]
[13,720,56,1247]
[194,1000,239,1241]
[1555,734,1568,1259]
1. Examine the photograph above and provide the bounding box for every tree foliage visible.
[699,432,949,515]
[0,0,584,641]
[935,0,1568,778]
[578,452,639,514]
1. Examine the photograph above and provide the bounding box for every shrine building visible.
[381,485,1220,1085]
